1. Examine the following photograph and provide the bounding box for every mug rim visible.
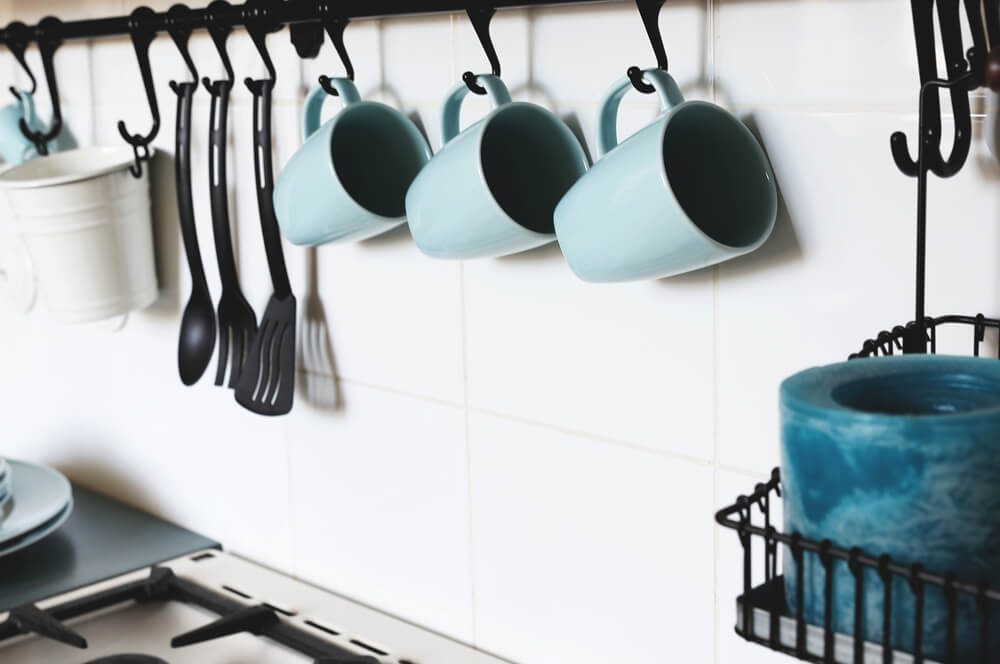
[470,100,588,238]
[654,99,777,253]
[325,99,433,222]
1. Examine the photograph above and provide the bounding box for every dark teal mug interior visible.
[662,104,775,248]
[481,105,586,234]
[331,105,429,218]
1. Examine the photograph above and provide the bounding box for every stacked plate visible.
[0,457,73,558]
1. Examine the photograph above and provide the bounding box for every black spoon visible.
[168,6,216,385]
[172,79,216,385]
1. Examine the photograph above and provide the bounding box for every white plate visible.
[0,496,72,558]
[0,460,72,546]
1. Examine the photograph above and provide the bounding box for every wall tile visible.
[287,384,473,642]
[531,3,712,107]
[0,315,294,571]
[716,111,1000,476]
[469,413,716,663]
[381,14,455,107]
[718,0,917,111]
[464,246,714,460]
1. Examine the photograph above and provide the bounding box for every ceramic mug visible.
[554,70,778,282]
[0,91,45,166]
[274,79,432,246]
[405,75,589,259]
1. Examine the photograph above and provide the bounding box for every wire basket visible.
[851,315,1000,360]
[715,470,1000,664]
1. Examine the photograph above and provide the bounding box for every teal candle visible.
[780,355,1000,660]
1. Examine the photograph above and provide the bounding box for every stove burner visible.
[0,566,378,663]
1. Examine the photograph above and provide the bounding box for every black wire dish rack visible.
[715,470,1000,664]
[714,2,1000,662]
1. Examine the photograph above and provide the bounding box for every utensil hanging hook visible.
[891,0,975,178]
[202,0,235,91]
[462,6,500,95]
[628,0,668,94]
[243,0,281,90]
[18,17,64,157]
[166,4,198,86]
[118,6,161,179]
[5,21,37,100]
[317,3,355,97]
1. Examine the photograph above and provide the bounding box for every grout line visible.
[469,406,714,467]
[712,261,721,663]
[711,1,721,656]
[320,372,726,470]
[451,12,480,646]
[458,260,479,647]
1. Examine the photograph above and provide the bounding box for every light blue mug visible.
[273,79,432,246]
[554,70,777,282]
[0,91,48,166]
[405,75,589,259]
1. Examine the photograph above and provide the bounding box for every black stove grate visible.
[0,561,380,664]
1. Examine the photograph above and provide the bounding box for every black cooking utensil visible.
[168,5,216,386]
[173,80,216,386]
[235,77,296,416]
[203,10,257,389]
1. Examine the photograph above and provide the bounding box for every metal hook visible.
[118,6,161,178]
[317,4,355,97]
[462,7,499,95]
[891,0,974,179]
[5,21,37,100]
[18,16,63,157]
[202,0,235,92]
[243,0,281,91]
[166,4,198,86]
[628,0,668,94]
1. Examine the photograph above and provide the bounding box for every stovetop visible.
[0,550,509,664]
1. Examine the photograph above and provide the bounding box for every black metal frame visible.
[716,469,1000,664]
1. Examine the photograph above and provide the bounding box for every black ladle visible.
[168,5,216,385]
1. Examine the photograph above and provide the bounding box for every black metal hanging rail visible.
[0,0,612,44]
[716,469,1000,664]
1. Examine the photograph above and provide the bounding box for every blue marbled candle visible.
[780,355,1000,661]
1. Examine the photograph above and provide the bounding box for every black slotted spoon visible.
[235,76,295,416]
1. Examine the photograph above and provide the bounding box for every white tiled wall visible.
[0,1,997,662]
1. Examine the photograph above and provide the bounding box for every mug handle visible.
[301,78,362,140]
[16,90,42,160]
[597,69,684,158]
[440,74,512,146]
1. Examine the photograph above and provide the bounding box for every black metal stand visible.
[716,470,1000,664]
[862,0,992,358]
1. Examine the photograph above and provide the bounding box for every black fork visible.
[206,77,257,388]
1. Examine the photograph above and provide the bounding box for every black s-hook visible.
[463,6,500,95]
[891,0,975,179]
[166,4,198,87]
[18,17,64,156]
[5,21,37,100]
[628,0,668,93]
[243,0,280,90]
[118,6,161,178]
[317,2,355,97]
